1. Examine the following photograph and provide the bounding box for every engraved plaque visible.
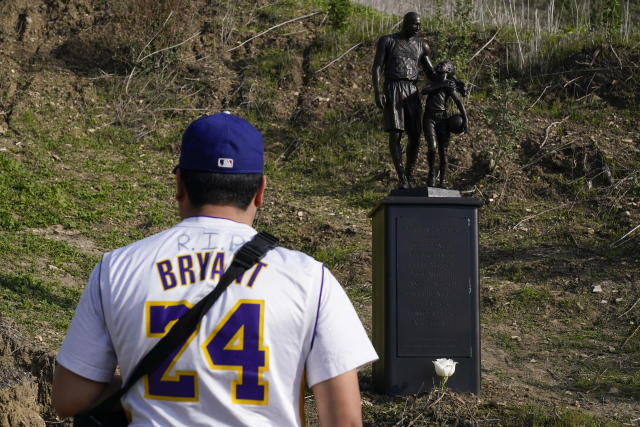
[396,213,472,357]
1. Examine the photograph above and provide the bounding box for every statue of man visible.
[372,11,435,189]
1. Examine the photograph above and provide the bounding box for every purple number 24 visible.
[145,299,268,404]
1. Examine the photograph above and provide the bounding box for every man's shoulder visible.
[377,32,400,45]
[265,245,324,275]
[409,36,430,51]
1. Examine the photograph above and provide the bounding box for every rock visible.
[592,285,603,293]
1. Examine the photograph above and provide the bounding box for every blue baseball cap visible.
[174,112,263,174]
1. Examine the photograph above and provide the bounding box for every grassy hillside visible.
[0,0,639,424]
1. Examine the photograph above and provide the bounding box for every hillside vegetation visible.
[0,0,639,425]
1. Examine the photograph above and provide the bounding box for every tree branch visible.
[528,84,551,110]
[227,11,321,52]
[610,224,640,248]
[469,29,500,63]
[540,116,569,148]
[137,31,201,63]
[315,42,362,73]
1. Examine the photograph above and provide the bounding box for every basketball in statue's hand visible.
[447,114,465,134]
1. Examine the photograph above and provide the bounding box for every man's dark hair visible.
[179,169,262,210]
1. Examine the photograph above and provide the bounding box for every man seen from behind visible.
[52,112,378,426]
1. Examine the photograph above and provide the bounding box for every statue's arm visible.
[372,37,387,109]
[421,78,455,96]
[451,75,469,97]
[421,40,436,80]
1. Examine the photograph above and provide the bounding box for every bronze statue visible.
[421,60,468,188]
[372,12,436,189]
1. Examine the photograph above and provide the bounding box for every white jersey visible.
[57,216,378,426]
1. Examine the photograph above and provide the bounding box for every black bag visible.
[72,232,278,426]
[73,410,129,427]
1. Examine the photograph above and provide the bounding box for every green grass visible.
[502,405,607,426]
[512,285,552,310]
[248,48,297,85]
[0,272,81,336]
[0,232,98,278]
[496,332,520,352]
[572,360,640,400]
[277,104,388,198]
[310,243,357,270]
[0,105,180,325]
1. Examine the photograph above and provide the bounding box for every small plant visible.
[512,285,552,310]
[475,73,527,171]
[312,244,357,270]
[593,0,623,38]
[327,0,351,31]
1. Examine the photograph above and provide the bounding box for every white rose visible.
[433,358,458,378]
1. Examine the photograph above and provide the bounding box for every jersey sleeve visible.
[305,266,378,388]
[56,261,117,383]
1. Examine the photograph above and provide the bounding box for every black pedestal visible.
[371,193,482,395]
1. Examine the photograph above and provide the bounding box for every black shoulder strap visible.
[83,231,278,420]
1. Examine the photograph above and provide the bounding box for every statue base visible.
[389,186,461,198]
[370,193,482,396]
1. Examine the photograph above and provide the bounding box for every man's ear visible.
[254,175,267,207]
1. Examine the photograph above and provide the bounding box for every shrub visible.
[327,0,351,31]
